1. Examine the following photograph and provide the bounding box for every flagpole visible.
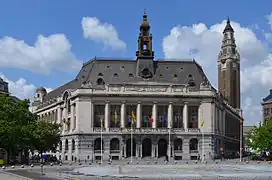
[240,119,243,162]
[131,121,133,163]
[100,125,103,164]
[168,127,171,161]
[202,125,204,162]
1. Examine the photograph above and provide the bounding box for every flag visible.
[131,111,136,125]
[239,120,243,125]
[143,116,148,123]
[163,112,167,126]
[114,110,118,125]
[100,119,103,128]
[201,121,204,127]
[148,114,153,123]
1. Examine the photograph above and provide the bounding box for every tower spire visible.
[218,17,240,109]
[136,10,154,58]
[223,17,234,33]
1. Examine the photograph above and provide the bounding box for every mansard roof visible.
[43,58,211,101]
[262,89,272,104]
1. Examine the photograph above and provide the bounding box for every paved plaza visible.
[1,160,272,180]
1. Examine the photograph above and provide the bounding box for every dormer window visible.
[97,78,105,85]
[159,74,163,78]
[173,74,177,78]
[129,73,133,77]
[140,68,152,79]
[113,73,119,78]
[98,73,104,76]
[187,74,195,86]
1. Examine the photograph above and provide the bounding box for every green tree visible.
[247,121,272,151]
[29,120,61,155]
[0,93,61,163]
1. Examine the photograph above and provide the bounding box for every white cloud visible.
[0,73,51,100]
[82,17,126,50]
[0,34,82,74]
[162,19,271,125]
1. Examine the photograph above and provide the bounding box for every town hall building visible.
[31,12,243,161]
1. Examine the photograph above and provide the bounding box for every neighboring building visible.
[243,125,254,152]
[0,77,9,94]
[30,12,243,161]
[262,89,272,124]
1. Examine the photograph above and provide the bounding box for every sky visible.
[0,0,272,125]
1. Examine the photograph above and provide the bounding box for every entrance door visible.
[158,139,167,157]
[142,138,152,157]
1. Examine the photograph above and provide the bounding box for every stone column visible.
[136,102,142,128]
[167,103,173,129]
[57,107,61,124]
[183,138,190,160]
[151,143,155,158]
[105,102,109,131]
[156,144,158,158]
[90,102,94,131]
[152,103,157,128]
[70,104,75,132]
[75,101,80,132]
[222,110,226,135]
[121,102,126,128]
[183,102,188,129]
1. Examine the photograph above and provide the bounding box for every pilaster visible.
[105,102,109,131]
[137,102,142,128]
[121,102,125,128]
[183,102,188,129]
[167,103,173,128]
[152,102,157,128]
[70,104,75,132]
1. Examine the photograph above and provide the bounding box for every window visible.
[113,73,119,77]
[143,44,147,50]
[129,73,133,77]
[96,78,105,85]
[37,94,40,98]
[98,73,104,76]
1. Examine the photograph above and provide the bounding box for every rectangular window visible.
[157,105,168,128]
[142,105,152,127]
[94,105,105,127]
[188,106,198,128]
[110,105,121,128]
[173,106,183,128]
[126,105,137,127]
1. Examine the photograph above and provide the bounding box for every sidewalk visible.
[0,170,32,180]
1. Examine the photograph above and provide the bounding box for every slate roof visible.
[43,58,210,102]
[262,89,272,104]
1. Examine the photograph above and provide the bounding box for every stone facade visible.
[30,13,243,162]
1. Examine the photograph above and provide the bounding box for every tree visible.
[247,121,272,151]
[0,93,61,163]
[29,120,61,155]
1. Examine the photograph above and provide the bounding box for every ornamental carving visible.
[124,86,167,92]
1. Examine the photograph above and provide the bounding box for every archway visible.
[110,138,120,152]
[142,138,152,157]
[189,138,198,152]
[158,139,167,157]
[126,138,136,157]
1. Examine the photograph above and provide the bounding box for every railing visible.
[174,150,183,153]
[94,150,104,154]
[92,127,201,134]
[189,150,199,153]
[110,150,120,154]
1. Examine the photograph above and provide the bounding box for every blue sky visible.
[0,0,272,125]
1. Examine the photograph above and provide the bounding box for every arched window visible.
[96,78,105,85]
[189,138,198,152]
[65,139,68,152]
[72,139,75,152]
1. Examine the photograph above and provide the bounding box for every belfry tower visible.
[136,10,155,79]
[218,18,241,109]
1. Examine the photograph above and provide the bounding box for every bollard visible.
[195,161,197,164]
[40,164,43,167]
[59,163,62,166]
[21,165,24,168]
[31,164,34,168]
[11,166,14,169]
[257,161,260,164]
[79,163,82,165]
[246,161,249,164]
[136,161,139,164]
[185,161,188,164]
[50,162,53,166]
[2,166,5,169]
[127,162,129,165]
[174,161,177,164]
